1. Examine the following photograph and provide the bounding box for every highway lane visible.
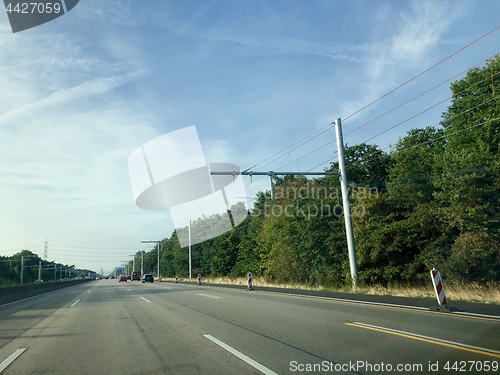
[0,280,498,374]
[0,282,92,349]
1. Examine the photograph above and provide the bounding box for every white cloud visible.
[337,0,463,124]
[0,0,492,273]
[202,138,234,163]
[0,69,146,125]
[0,28,162,270]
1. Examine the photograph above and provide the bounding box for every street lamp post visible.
[129,254,136,273]
[141,240,161,280]
[20,256,24,285]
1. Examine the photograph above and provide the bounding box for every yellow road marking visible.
[196,293,224,299]
[258,290,500,322]
[346,322,500,359]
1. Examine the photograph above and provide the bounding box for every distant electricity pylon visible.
[44,238,48,261]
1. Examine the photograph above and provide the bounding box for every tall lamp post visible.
[129,254,136,273]
[140,240,161,280]
[121,261,128,275]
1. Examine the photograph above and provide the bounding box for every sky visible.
[0,0,499,274]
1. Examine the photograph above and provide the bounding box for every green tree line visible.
[133,57,499,287]
[0,250,94,286]
[136,57,499,288]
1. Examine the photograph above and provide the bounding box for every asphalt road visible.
[0,280,499,374]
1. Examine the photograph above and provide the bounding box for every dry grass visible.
[445,282,500,304]
[166,276,500,304]
[351,282,500,304]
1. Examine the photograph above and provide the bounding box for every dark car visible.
[119,275,127,282]
[131,271,141,281]
[142,274,154,283]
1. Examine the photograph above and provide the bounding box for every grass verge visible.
[165,276,500,304]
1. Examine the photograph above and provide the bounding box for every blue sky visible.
[0,0,498,273]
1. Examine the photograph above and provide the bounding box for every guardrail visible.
[0,278,94,306]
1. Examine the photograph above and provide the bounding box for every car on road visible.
[142,274,154,283]
[131,271,141,281]
[119,275,127,282]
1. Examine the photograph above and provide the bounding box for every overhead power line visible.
[243,26,500,175]
[345,98,500,172]
[149,29,500,242]
[342,25,500,122]
[340,115,500,182]
[357,72,500,146]
[247,125,333,172]
[302,63,500,172]
[307,90,499,173]
[205,58,500,219]
[50,243,141,250]
[343,55,497,138]
[294,55,500,171]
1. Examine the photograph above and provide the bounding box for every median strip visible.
[204,334,278,375]
[346,322,500,359]
[0,348,26,373]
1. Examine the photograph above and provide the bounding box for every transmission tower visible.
[43,238,48,260]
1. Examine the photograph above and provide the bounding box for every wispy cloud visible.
[0,0,492,272]
[338,0,465,121]
[0,25,159,267]
[76,0,369,63]
[0,69,146,124]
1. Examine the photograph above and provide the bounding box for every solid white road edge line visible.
[69,299,80,308]
[203,334,278,375]
[0,348,26,373]
[198,284,500,320]
[261,290,429,311]
[352,322,500,355]
[140,296,151,303]
[452,311,500,320]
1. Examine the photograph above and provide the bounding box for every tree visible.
[325,143,390,191]
[434,56,500,282]
[353,127,448,285]
[387,127,445,210]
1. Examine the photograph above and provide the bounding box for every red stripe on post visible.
[430,268,447,307]
[435,282,443,295]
